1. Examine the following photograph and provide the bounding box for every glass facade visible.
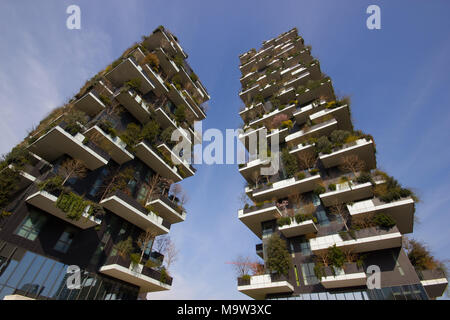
[0,247,139,300]
[267,284,429,300]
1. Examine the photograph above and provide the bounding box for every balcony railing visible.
[237,274,294,300]
[320,262,367,289]
[415,268,448,299]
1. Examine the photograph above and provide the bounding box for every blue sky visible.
[0,0,449,299]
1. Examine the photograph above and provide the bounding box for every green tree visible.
[120,123,141,147]
[281,148,298,178]
[265,233,292,276]
[174,105,186,124]
[141,120,160,143]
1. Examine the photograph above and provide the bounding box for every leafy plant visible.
[282,148,298,178]
[373,213,396,229]
[277,216,292,227]
[328,183,336,191]
[265,233,292,276]
[174,105,186,124]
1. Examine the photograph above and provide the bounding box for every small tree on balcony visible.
[58,158,88,185]
[297,150,317,170]
[329,200,349,231]
[136,228,157,266]
[339,155,365,177]
[114,236,134,259]
[266,233,292,276]
[100,166,134,200]
[281,148,298,179]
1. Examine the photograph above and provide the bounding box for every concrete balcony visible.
[154,47,180,77]
[319,138,376,170]
[296,79,335,106]
[156,143,195,178]
[142,64,169,96]
[143,28,184,58]
[153,107,192,144]
[247,103,296,129]
[310,226,402,254]
[134,140,183,182]
[276,87,296,105]
[84,125,134,165]
[114,88,151,124]
[278,218,318,238]
[416,269,448,299]
[320,178,383,207]
[146,195,186,224]
[5,164,37,189]
[239,158,271,183]
[293,100,328,125]
[238,274,294,300]
[73,90,106,117]
[239,83,260,103]
[238,202,282,238]
[239,102,265,122]
[309,104,352,131]
[347,197,415,234]
[238,126,266,151]
[285,118,338,146]
[182,89,206,120]
[250,173,322,203]
[105,57,155,94]
[100,190,169,234]
[99,255,172,294]
[28,126,109,171]
[26,191,101,229]
[320,263,367,289]
[167,84,200,121]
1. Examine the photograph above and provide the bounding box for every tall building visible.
[0,25,209,300]
[236,28,447,300]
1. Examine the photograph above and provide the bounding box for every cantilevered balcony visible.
[167,84,199,120]
[114,88,152,123]
[238,126,266,151]
[278,218,318,238]
[105,57,155,94]
[73,90,106,117]
[239,102,265,122]
[156,143,195,178]
[84,125,134,165]
[145,195,186,224]
[293,100,328,125]
[142,64,169,96]
[238,202,282,238]
[153,107,192,144]
[5,164,37,189]
[154,47,180,77]
[347,197,415,234]
[247,103,296,129]
[182,89,206,120]
[320,263,367,289]
[99,255,172,294]
[239,158,271,183]
[309,104,352,131]
[28,125,109,171]
[143,28,185,59]
[26,191,101,229]
[238,274,294,300]
[320,175,384,207]
[285,118,338,146]
[310,226,402,254]
[319,138,376,170]
[134,140,183,182]
[249,173,322,203]
[100,190,169,234]
[416,269,448,299]
[296,79,335,106]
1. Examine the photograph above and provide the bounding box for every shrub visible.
[281,120,293,129]
[315,136,332,154]
[241,274,251,281]
[173,55,184,68]
[328,183,336,191]
[63,110,88,135]
[189,72,198,82]
[373,213,396,229]
[142,53,159,69]
[160,127,175,146]
[140,120,161,143]
[266,233,292,276]
[56,192,88,221]
[120,123,141,147]
[309,168,319,175]
[99,94,111,106]
[328,245,345,268]
[355,172,374,185]
[282,148,298,178]
[125,78,142,90]
[406,239,438,271]
[314,185,326,195]
[277,216,292,227]
[0,168,21,208]
[130,253,141,267]
[296,172,305,180]
[38,176,64,193]
[330,130,351,145]
[174,105,186,124]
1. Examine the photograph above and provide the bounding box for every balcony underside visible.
[115,90,151,124]
[99,264,170,293]
[238,206,282,239]
[310,104,352,131]
[285,119,338,146]
[73,92,105,117]
[84,126,134,165]
[421,279,448,299]
[239,159,271,183]
[320,182,374,207]
[348,198,415,234]
[238,280,294,300]
[278,220,318,238]
[146,198,185,224]
[26,191,100,229]
[321,273,367,289]
[157,143,195,178]
[135,142,182,182]
[28,126,109,171]
[105,58,154,94]
[319,140,376,170]
[100,194,168,234]
[251,175,322,202]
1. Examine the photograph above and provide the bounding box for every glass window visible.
[300,263,319,285]
[15,210,47,241]
[299,241,311,256]
[89,167,109,197]
[316,208,330,226]
[16,254,46,296]
[136,184,149,203]
[54,228,75,253]
[6,252,36,288]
